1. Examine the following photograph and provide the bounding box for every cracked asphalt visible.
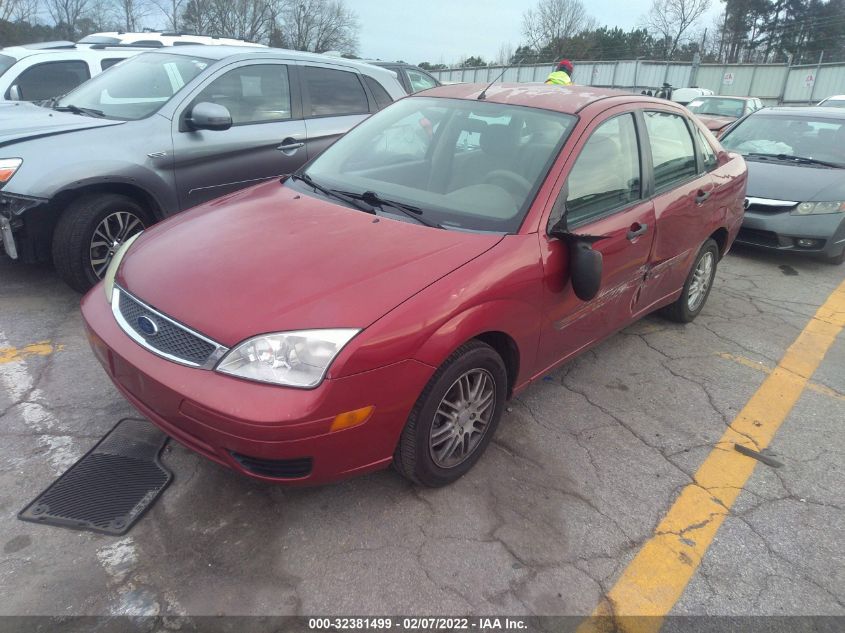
[0,245,843,620]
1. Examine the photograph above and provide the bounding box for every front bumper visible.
[0,192,51,263]
[736,203,845,258]
[81,286,436,485]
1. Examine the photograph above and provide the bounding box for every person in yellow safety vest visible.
[545,59,574,85]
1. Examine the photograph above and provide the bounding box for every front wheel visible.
[659,238,719,323]
[822,248,845,265]
[394,340,507,487]
[52,194,150,293]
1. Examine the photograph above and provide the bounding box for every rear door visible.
[537,109,656,371]
[636,110,718,311]
[171,60,307,209]
[298,63,374,159]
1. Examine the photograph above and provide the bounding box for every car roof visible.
[140,45,395,70]
[750,106,845,119]
[820,95,845,101]
[0,44,139,60]
[415,83,670,114]
[696,95,755,100]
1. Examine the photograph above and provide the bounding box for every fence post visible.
[809,51,824,104]
[689,52,700,88]
[778,54,793,104]
[610,61,617,88]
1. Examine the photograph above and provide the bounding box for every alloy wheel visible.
[89,211,145,278]
[429,368,496,469]
[687,251,714,312]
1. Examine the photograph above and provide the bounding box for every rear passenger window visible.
[364,76,393,110]
[303,66,369,117]
[10,61,90,101]
[192,64,292,126]
[697,128,718,172]
[644,111,697,191]
[560,114,641,227]
[407,69,438,93]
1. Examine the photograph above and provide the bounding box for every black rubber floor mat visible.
[19,418,172,535]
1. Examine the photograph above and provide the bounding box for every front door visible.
[537,111,656,373]
[172,61,307,209]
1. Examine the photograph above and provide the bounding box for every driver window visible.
[191,64,291,126]
[552,113,641,228]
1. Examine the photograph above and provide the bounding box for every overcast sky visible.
[354,0,723,64]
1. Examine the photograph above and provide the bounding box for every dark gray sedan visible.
[0,46,404,291]
[720,107,845,264]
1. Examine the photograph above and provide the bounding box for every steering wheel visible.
[484,170,532,199]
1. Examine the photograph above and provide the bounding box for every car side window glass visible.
[363,75,393,110]
[555,113,641,228]
[644,111,697,191]
[407,69,437,93]
[697,128,718,172]
[303,66,369,117]
[101,58,124,71]
[192,64,292,126]
[11,60,90,101]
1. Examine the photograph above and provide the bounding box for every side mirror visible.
[550,220,604,301]
[9,85,21,101]
[186,102,232,131]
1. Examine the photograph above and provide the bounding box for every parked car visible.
[817,95,845,108]
[671,87,714,106]
[720,106,845,264]
[686,95,764,136]
[79,31,266,48]
[0,46,404,291]
[0,41,142,102]
[369,61,441,93]
[81,84,747,487]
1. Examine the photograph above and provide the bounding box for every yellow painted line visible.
[578,278,845,633]
[719,352,845,403]
[0,341,64,365]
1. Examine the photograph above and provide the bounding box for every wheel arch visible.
[709,227,729,259]
[51,182,164,222]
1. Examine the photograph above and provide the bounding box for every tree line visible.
[0,0,359,53]
[418,0,845,70]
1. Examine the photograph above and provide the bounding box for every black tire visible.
[659,238,719,323]
[52,194,150,293]
[394,340,507,487]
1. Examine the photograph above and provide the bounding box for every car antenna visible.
[477,58,524,101]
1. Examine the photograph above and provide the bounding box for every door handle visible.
[627,222,648,240]
[278,138,305,153]
[695,189,711,204]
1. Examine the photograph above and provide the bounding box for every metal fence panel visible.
[430,60,845,103]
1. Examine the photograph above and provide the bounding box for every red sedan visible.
[82,84,747,487]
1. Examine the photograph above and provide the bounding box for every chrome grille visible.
[112,287,227,369]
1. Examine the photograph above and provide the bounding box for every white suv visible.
[79,32,267,48]
[0,42,143,102]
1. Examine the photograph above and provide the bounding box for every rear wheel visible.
[52,194,150,293]
[660,238,719,323]
[394,340,507,487]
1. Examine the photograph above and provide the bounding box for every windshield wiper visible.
[745,153,843,168]
[289,173,375,214]
[339,190,442,229]
[53,104,106,118]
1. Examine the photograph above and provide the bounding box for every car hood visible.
[745,158,845,202]
[118,180,505,347]
[0,101,124,147]
[695,114,737,131]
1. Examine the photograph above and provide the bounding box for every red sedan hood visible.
[696,114,737,132]
[118,180,503,347]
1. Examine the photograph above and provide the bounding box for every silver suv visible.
[0,46,404,291]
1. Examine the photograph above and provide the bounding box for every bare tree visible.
[495,42,514,65]
[212,0,278,41]
[114,0,151,31]
[45,0,91,38]
[4,0,39,22]
[151,0,184,30]
[643,0,711,59]
[279,0,358,54]
[522,0,594,59]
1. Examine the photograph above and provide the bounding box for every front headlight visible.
[104,232,142,303]
[0,158,22,184]
[216,329,360,388]
[791,201,845,215]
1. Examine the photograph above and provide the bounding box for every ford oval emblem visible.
[136,315,159,337]
[744,198,750,210]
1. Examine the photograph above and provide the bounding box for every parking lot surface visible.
[1,246,843,622]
